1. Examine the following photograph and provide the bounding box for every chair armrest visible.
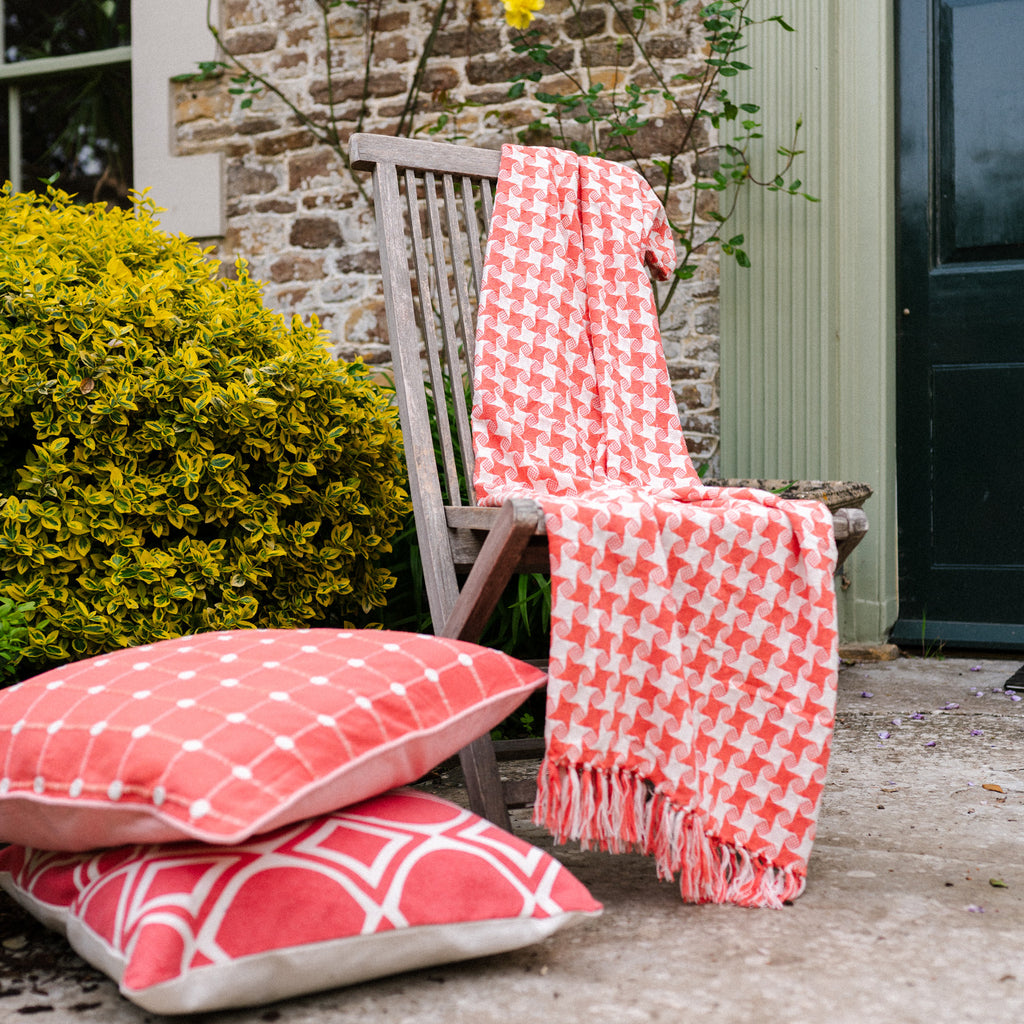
[439,498,546,643]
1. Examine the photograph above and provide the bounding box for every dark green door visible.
[893,0,1024,649]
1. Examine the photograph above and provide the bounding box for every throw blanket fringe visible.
[535,760,804,909]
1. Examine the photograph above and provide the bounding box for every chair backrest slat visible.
[423,171,475,504]
[402,168,463,507]
[480,177,495,236]
[349,133,503,628]
[461,174,485,308]
[441,173,479,490]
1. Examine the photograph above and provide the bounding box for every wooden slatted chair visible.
[348,132,869,829]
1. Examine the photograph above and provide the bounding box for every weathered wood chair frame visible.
[349,132,868,829]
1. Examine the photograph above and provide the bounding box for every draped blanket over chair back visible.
[472,145,838,908]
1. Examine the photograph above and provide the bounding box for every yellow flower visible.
[502,0,544,30]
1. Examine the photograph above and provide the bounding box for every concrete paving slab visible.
[1,655,1023,1023]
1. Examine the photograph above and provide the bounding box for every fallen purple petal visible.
[942,702,960,710]
[970,729,984,736]
[860,691,874,699]
[970,666,982,672]
[892,717,902,726]
[925,740,937,747]
[910,712,925,720]
[966,904,985,913]
[878,730,890,740]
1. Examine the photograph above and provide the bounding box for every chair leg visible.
[459,734,513,830]
[441,498,545,827]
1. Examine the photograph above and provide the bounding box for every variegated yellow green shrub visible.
[0,185,409,675]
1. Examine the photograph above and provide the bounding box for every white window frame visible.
[0,4,131,194]
[0,0,223,238]
[131,0,223,238]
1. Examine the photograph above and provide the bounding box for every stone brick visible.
[334,249,382,274]
[376,10,410,33]
[683,434,718,461]
[696,150,719,177]
[237,115,283,136]
[272,50,309,75]
[253,198,298,214]
[255,128,318,157]
[324,4,366,40]
[268,254,323,284]
[564,8,608,38]
[225,27,278,55]
[694,303,720,335]
[343,298,388,348]
[588,67,628,92]
[664,362,708,382]
[182,122,243,146]
[174,82,232,126]
[609,112,709,159]
[466,83,520,106]
[288,148,345,190]
[222,0,258,27]
[644,34,697,61]
[301,189,362,212]
[285,21,318,47]
[585,39,636,67]
[375,35,414,63]
[335,340,392,365]
[227,162,278,196]
[467,49,573,86]
[422,66,461,95]
[290,217,342,249]
[671,381,715,410]
[694,185,719,220]
[311,71,407,104]
[679,409,720,438]
[271,285,312,307]
[434,27,503,58]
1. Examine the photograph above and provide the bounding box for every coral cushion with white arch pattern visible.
[0,788,601,1015]
[0,629,545,850]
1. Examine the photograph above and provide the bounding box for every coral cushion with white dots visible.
[0,629,545,851]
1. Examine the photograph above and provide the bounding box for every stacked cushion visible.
[0,788,601,1014]
[0,629,600,1013]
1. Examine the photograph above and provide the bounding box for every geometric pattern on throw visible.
[0,789,601,1015]
[472,145,838,908]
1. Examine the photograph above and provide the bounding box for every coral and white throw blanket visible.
[472,145,838,907]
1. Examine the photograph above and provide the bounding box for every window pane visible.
[16,63,132,202]
[4,0,130,61]
[2,1,132,202]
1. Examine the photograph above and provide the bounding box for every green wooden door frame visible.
[721,0,898,646]
[891,0,1024,651]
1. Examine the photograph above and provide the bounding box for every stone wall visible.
[172,0,722,468]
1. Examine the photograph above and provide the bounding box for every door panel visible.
[894,0,1024,648]
[940,1,1024,258]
